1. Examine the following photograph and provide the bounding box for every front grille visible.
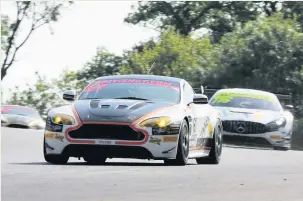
[8,124,29,129]
[68,124,145,141]
[62,144,154,159]
[222,120,268,134]
[223,135,272,147]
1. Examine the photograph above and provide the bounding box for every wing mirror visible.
[285,105,294,110]
[63,90,77,102]
[193,94,208,104]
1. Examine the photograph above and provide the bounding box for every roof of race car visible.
[95,74,183,83]
[215,88,277,97]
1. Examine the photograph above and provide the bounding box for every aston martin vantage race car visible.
[209,88,294,150]
[1,105,45,129]
[44,75,223,165]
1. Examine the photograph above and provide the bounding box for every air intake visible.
[116,105,128,109]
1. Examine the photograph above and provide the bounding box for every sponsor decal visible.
[149,136,161,145]
[84,79,180,92]
[162,136,178,142]
[96,140,112,145]
[45,132,64,142]
[254,112,263,120]
[207,123,213,136]
[127,115,138,121]
[45,142,54,150]
[212,92,276,104]
[201,117,211,134]
[270,135,281,140]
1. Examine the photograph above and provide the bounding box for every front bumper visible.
[44,130,180,160]
[222,131,292,149]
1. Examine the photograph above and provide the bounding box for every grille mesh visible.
[68,124,145,141]
[222,120,268,134]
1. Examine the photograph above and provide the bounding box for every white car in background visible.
[208,88,294,150]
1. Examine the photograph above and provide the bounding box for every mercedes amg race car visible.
[44,75,223,165]
[1,105,45,129]
[208,88,294,150]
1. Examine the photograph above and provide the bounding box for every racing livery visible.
[44,75,223,165]
[209,88,294,150]
[1,105,45,129]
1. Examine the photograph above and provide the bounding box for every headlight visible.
[29,120,43,127]
[267,117,286,131]
[51,114,75,125]
[139,117,171,128]
[139,117,180,135]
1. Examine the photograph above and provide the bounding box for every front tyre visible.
[164,119,189,166]
[196,121,223,165]
[43,137,69,164]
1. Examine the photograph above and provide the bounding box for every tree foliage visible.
[120,29,220,86]
[77,47,123,82]
[1,1,73,80]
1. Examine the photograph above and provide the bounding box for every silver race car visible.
[208,88,294,150]
[1,105,45,129]
[44,75,223,165]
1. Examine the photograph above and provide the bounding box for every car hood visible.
[73,99,176,123]
[213,106,283,124]
[1,114,41,124]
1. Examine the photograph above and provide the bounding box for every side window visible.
[183,82,194,104]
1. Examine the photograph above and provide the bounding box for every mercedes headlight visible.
[267,117,286,131]
[51,114,75,125]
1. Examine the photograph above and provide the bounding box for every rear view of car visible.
[209,88,294,150]
[1,105,45,129]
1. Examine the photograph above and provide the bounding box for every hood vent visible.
[129,102,148,110]
[116,105,128,109]
[90,100,100,108]
[101,105,110,109]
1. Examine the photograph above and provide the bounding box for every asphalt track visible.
[2,127,303,201]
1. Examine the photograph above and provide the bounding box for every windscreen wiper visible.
[114,97,151,101]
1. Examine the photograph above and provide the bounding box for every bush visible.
[292,118,303,150]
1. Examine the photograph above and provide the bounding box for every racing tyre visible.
[273,146,289,151]
[196,121,223,165]
[164,119,189,166]
[43,138,69,165]
[84,155,107,165]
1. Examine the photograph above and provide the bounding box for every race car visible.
[44,75,223,165]
[1,105,45,129]
[208,88,294,150]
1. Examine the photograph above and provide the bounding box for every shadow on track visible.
[9,161,197,166]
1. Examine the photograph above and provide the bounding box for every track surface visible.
[2,127,303,201]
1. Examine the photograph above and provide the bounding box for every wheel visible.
[196,121,223,164]
[84,155,107,165]
[43,137,69,164]
[164,119,189,166]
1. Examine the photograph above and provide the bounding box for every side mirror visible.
[63,90,76,102]
[285,105,294,110]
[193,94,208,104]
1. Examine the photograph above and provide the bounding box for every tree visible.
[77,47,123,82]
[120,29,219,87]
[1,1,73,80]
[124,1,271,42]
[204,14,303,116]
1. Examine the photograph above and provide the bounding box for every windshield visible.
[1,106,41,118]
[78,78,181,103]
[209,91,283,111]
